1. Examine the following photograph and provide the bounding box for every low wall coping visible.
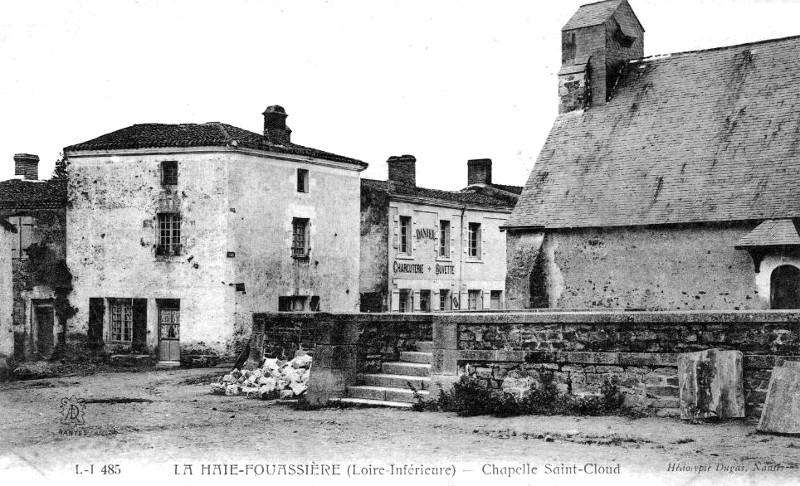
[254,311,800,325]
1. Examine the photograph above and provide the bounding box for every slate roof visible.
[64,122,367,169]
[362,179,516,210]
[735,219,800,248]
[0,179,68,210]
[508,35,800,229]
[562,0,641,32]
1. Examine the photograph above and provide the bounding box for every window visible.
[161,161,178,186]
[439,289,451,311]
[468,290,481,310]
[157,213,181,256]
[490,290,503,310]
[439,220,450,258]
[292,218,310,257]
[297,168,309,193]
[9,216,34,260]
[279,296,308,312]
[419,290,431,312]
[110,299,133,342]
[309,296,320,312]
[399,216,412,255]
[398,290,411,313]
[468,222,482,259]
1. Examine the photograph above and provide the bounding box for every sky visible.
[1,0,799,189]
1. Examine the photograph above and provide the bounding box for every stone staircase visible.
[338,341,432,408]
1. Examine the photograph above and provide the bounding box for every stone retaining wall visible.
[254,311,800,416]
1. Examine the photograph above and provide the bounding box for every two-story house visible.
[64,106,367,364]
[360,156,520,312]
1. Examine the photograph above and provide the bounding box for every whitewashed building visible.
[360,156,520,312]
[64,106,367,363]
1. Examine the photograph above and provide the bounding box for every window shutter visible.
[20,217,34,259]
[132,299,148,352]
[479,225,485,259]
[390,290,400,312]
[411,215,417,253]
[479,290,485,311]
[432,289,440,311]
[9,217,19,259]
[392,212,399,249]
[413,290,421,311]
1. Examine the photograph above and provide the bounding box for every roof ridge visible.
[577,0,621,8]
[213,122,233,143]
[631,33,800,64]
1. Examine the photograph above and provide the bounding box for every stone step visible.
[332,397,413,409]
[399,351,432,364]
[415,341,434,353]
[360,373,430,390]
[347,385,428,403]
[382,361,431,377]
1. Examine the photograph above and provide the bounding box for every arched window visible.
[770,265,800,309]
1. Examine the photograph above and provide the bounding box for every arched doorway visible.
[770,265,800,309]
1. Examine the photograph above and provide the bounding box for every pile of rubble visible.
[210,353,312,400]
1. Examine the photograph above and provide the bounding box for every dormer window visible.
[161,161,178,186]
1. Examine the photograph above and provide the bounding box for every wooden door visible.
[157,300,180,362]
[34,304,54,359]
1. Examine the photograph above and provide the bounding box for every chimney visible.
[467,158,492,185]
[386,155,416,186]
[14,153,39,180]
[559,0,644,113]
[263,105,291,145]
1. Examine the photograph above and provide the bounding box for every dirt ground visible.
[1,367,798,486]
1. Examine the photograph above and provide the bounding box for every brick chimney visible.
[559,0,644,113]
[387,155,416,186]
[14,153,39,180]
[263,105,291,145]
[467,158,492,185]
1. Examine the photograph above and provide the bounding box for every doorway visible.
[157,299,180,362]
[33,302,55,359]
[770,265,800,309]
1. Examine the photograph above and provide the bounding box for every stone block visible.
[434,322,458,350]
[757,363,800,435]
[656,408,681,418]
[678,349,745,420]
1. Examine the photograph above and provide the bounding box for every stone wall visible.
[253,312,432,373]
[0,225,13,376]
[434,312,799,418]
[2,208,67,361]
[506,223,765,311]
[274,310,800,417]
[359,181,390,312]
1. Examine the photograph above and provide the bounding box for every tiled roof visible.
[362,179,515,210]
[735,219,800,248]
[64,123,367,169]
[508,35,800,229]
[488,183,524,195]
[0,179,68,210]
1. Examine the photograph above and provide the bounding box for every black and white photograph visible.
[1,1,800,485]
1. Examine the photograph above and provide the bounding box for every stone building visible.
[63,106,366,363]
[0,155,68,362]
[505,0,800,311]
[360,156,520,312]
